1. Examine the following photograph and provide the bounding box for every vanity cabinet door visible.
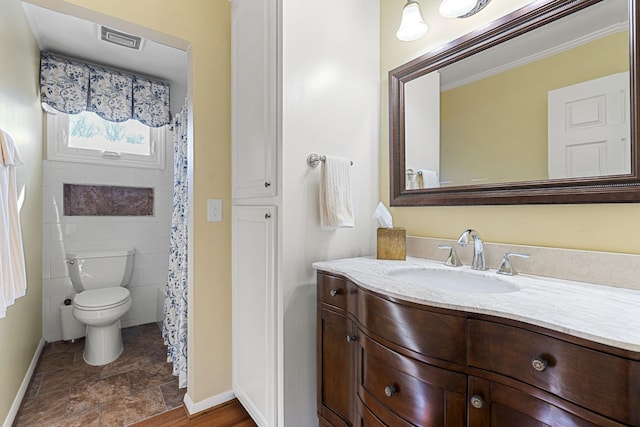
[318,306,357,426]
[318,273,358,315]
[358,334,466,427]
[467,377,625,427]
[358,290,466,365]
[468,319,640,425]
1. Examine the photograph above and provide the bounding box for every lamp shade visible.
[396,1,428,41]
[439,0,477,18]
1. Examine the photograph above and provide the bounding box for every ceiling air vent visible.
[100,26,143,50]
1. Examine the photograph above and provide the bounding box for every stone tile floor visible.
[14,323,186,427]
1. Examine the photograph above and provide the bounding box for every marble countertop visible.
[313,256,640,353]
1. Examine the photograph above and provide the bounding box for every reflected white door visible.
[548,72,629,179]
[405,71,440,187]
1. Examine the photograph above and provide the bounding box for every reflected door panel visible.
[548,72,630,178]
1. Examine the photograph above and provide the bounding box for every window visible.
[46,111,167,169]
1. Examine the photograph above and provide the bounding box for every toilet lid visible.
[74,288,130,310]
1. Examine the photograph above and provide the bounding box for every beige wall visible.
[0,0,43,422]
[440,31,628,185]
[381,0,640,255]
[38,0,232,403]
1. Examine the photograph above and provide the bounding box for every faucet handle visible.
[497,252,530,276]
[437,245,463,267]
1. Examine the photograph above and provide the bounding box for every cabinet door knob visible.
[532,358,548,372]
[470,395,484,409]
[384,385,396,397]
[264,181,271,188]
[346,335,357,342]
[329,289,339,297]
[265,213,271,219]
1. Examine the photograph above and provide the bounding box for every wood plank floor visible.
[130,398,257,427]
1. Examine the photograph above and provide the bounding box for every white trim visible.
[2,337,46,427]
[442,22,629,91]
[183,389,236,417]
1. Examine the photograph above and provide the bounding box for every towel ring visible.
[307,153,353,168]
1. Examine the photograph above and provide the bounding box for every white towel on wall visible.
[319,155,355,230]
[0,129,26,318]
[418,169,440,188]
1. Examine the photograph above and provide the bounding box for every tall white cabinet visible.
[232,206,276,426]
[231,0,279,425]
[232,0,379,425]
[231,0,277,199]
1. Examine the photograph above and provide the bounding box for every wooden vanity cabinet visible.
[317,273,359,426]
[316,272,640,427]
[468,320,639,426]
[466,376,621,427]
[357,334,467,426]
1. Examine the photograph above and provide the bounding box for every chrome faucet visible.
[437,245,463,267]
[457,229,487,271]
[497,252,530,276]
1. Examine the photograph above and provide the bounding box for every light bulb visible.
[439,0,477,18]
[396,1,428,41]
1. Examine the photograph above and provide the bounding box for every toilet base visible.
[83,320,124,366]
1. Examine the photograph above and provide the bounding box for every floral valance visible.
[40,52,170,128]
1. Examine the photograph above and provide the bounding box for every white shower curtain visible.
[163,103,188,388]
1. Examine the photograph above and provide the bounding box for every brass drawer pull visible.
[470,395,484,409]
[329,289,339,297]
[384,385,396,397]
[532,358,548,372]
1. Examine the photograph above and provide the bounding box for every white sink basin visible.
[385,267,520,294]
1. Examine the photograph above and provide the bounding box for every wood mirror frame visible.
[389,0,640,206]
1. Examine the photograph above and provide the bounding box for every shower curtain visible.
[163,103,188,388]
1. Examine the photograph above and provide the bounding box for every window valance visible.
[40,52,171,128]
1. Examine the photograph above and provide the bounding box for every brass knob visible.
[384,385,396,397]
[346,335,357,342]
[329,289,338,297]
[470,395,484,409]
[532,358,548,372]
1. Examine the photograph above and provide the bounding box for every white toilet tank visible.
[66,249,135,291]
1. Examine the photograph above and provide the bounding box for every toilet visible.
[66,248,135,366]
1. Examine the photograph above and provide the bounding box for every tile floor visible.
[14,323,186,427]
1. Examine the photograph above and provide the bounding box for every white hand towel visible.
[0,129,27,318]
[319,155,354,230]
[418,169,440,188]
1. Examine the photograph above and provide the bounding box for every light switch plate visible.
[207,199,222,222]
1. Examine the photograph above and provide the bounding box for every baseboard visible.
[2,337,46,427]
[183,389,236,417]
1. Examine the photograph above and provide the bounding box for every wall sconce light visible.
[440,0,492,18]
[396,0,429,41]
[439,0,476,17]
[397,0,492,42]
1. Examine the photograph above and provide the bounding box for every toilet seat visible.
[74,288,130,311]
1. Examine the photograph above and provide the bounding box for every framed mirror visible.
[389,0,640,206]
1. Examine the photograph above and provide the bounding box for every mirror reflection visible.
[404,0,629,190]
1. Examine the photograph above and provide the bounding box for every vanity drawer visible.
[468,319,640,425]
[317,273,357,314]
[359,335,466,427]
[358,290,466,364]
[356,395,412,427]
